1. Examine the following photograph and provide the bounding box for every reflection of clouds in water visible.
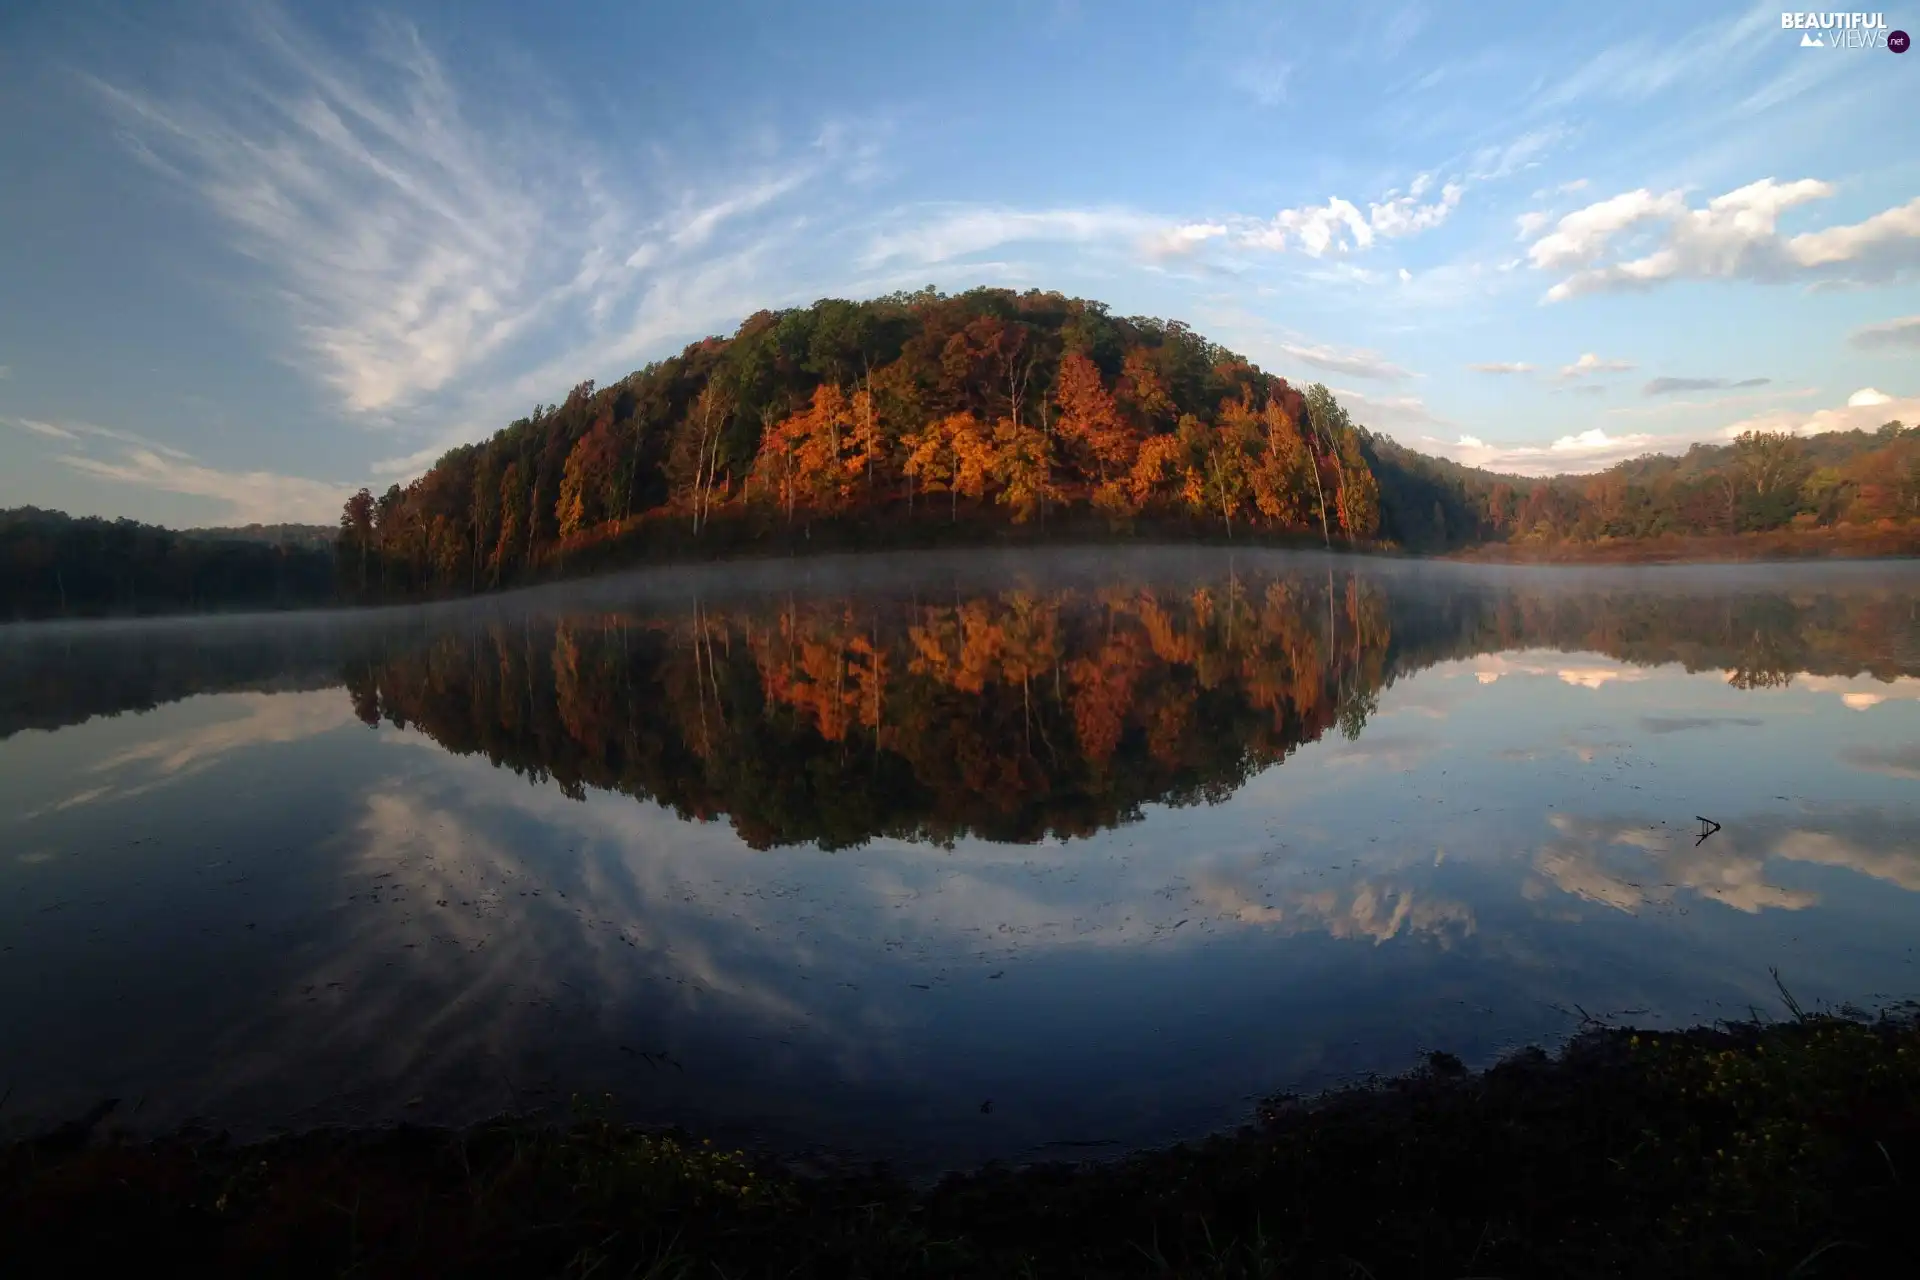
[1840,744,1920,782]
[41,692,360,813]
[1193,873,1474,946]
[1494,737,1627,764]
[196,774,841,1126]
[1556,666,1648,691]
[377,720,1475,959]
[1639,716,1763,735]
[1774,829,1920,893]
[197,741,1486,1133]
[1759,674,1920,711]
[1432,650,1657,691]
[1320,733,1436,772]
[1532,811,1920,916]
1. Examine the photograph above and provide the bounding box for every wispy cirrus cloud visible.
[1467,361,1534,375]
[6,416,193,457]
[1276,341,1413,382]
[55,446,349,524]
[861,206,1159,268]
[90,12,598,415]
[90,5,859,454]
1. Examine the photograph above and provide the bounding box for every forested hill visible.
[334,286,1399,600]
[3,288,1916,620]
[334,286,1918,601]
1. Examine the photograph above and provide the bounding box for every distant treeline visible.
[332,287,1920,602]
[0,507,336,620]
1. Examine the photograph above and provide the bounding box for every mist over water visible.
[3,548,1918,1171]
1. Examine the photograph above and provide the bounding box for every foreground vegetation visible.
[6,1010,1917,1278]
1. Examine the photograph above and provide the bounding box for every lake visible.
[3,547,1917,1172]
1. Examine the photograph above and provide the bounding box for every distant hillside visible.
[0,506,335,620]
[330,286,1915,599]
[181,522,337,549]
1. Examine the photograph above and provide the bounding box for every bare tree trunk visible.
[1307,454,1331,549]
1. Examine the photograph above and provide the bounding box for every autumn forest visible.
[4,288,1919,621]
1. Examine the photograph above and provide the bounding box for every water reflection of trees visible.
[339,570,1918,849]
[345,574,1392,847]
[5,563,1916,847]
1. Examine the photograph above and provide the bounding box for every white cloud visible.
[55,447,347,523]
[861,206,1157,267]
[1557,352,1634,379]
[1397,267,1412,283]
[1244,196,1373,255]
[1426,427,1665,475]
[1528,179,1920,302]
[1234,180,1463,257]
[1276,341,1412,382]
[1515,210,1554,240]
[1718,386,1920,439]
[1527,189,1687,270]
[1152,221,1229,257]
[1850,315,1920,352]
[1368,181,1464,238]
[1467,361,1535,375]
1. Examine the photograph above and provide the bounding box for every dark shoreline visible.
[8,516,1919,626]
[7,1010,1918,1277]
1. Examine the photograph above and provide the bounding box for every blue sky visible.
[0,0,1915,526]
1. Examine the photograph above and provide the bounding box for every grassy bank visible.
[6,1012,1918,1278]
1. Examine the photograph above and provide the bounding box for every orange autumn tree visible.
[556,418,625,538]
[904,412,996,522]
[991,418,1059,524]
[1248,398,1315,529]
[749,384,877,525]
[1054,352,1138,488]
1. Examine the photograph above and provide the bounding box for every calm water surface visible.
[3,548,1917,1170]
